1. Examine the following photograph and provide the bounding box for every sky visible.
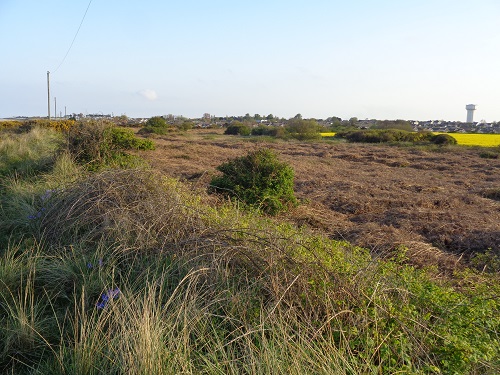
[1,0,499,121]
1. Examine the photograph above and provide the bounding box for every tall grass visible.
[0,126,64,177]
[0,125,499,374]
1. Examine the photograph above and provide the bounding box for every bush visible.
[142,116,170,135]
[432,133,457,145]
[224,122,251,136]
[210,149,297,215]
[251,125,285,138]
[479,150,499,159]
[335,129,434,144]
[67,120,153,169]
[286,119,322,140]
[109,127,155,151]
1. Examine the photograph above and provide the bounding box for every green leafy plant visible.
[251,125,285,138]
[224,122,251,136]
[108,127,155,151]
[431,133,458,145]
[286,119,322,140]
[335,129,434,144]
[141,116,170,135]
[67,120,153,170]
[210,149,297,215]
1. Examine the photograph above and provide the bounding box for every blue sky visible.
[1,0,499,121]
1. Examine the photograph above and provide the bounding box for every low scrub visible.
[224,122,251,136]
[251,124,285,137]
[286,119,323,140]
[335,129,435,144]
[140,116,171,135]
[431,133,457,145]
[210,149,298,215]
[67,120,153,169]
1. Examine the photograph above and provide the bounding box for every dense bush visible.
[67,120,154,169]
[431,133,458,145]
[335,129,434,144]
[479,150,499,159]
[109,127,155,151]
[210,149,297,214]
[224,122,251,136]
[14,119,76,133]
[251,125,285,137]
[286,119,322,140]
[0,120,23,131]
[141,116,170,135]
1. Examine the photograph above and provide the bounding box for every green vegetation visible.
[141,116,170,135]
[251,124,285,138]
[372,119,413,132]
[0,127,64,177]
[0,125,499,374]
[210,149,297,215]
[68,120,154,170]
[285,118,323,140]
[334,129,456,145]
[224,122,251,136]
[431,133,458,145]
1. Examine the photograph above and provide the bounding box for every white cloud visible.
[138,89,158,101]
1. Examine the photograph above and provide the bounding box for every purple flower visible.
[96,288,121,309]
[87,258,104,270]
[27,207,46,220]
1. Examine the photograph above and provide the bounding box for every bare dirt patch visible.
[138,130,500,267]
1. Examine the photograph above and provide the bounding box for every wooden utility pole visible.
[54,97,57,120]
[47,71,51,120]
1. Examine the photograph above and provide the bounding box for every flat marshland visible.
[1,123,499,374]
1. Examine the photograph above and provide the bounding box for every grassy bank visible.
[0,125,499,374]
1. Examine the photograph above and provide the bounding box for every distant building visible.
[466,104,476,123]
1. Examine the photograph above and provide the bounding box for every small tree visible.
[224,122,251,136]
[286,119,321,140]
[210,149,297,215]
[432,133,457,145]
[142,116,170,134]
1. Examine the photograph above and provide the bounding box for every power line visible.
[53,0,93,73]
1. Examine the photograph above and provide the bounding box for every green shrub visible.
[251,125,285,138]
[109,127,155,151]
[141,116,170,135]
[224,122,251,136]
[479,150,499,159]
[335,129,434,144]
[67,121,153,169]
[286,119,322,140]
[432,133,457,145]
[210,149,297,215]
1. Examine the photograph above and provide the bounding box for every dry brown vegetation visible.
[137,130,500,269]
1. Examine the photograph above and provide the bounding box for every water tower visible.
[465,104,476,123]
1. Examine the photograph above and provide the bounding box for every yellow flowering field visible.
[444,133,500,147]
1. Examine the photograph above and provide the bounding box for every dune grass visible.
[0,126,499,374]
